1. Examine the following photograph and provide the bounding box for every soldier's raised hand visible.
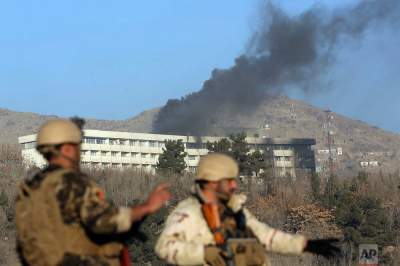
[144,183,171,213]
[130,183,171,222]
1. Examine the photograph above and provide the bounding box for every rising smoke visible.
[153,0,400,135]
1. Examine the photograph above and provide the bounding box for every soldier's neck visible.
[201,188,219,204]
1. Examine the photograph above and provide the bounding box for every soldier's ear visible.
[60,143,78,156]
[59,143,69,153]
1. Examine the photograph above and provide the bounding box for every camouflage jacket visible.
[155,194,307,265]
[15,164,133,266]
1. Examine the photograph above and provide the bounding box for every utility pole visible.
[325,109,336,192]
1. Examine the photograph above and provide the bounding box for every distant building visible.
[19,130,316,177]
[247,137,316,178]
[369,161,379,167]
[360,161,379,168]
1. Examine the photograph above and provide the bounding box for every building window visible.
[186,143,198,149]
[111,163,120,168]
[149,141,157,147]
[121,152,129,157]
[140,141,148,147]
[130,140,140,146]
[23,142,36,149]
[109,139,118,145]
[102,163,110,167]
[84,138,96,144]
[188,155,197,160]
[141,153,148,159]
[111,151,119,157]
[96,138,106,145]
[150,154,157,159]
[186,142,207,149]
[278,156,291,162]
[90,151,97,156]
[101,151,108,156]
[131,152,138,158]
[120,139,128,145]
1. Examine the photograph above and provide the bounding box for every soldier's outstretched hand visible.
[130,183,171,222]
[145,183,171,213]
[304,238,341,259]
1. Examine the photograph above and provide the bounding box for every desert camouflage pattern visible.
[155,194,307,265]
[15,164,132,266]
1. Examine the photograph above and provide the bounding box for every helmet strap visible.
[193,183,208,203]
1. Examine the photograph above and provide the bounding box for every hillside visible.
[194,95,400,175]
[0,108,158,144]
[1,95,399,175]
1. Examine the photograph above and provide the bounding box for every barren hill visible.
[0,108,158,144]
[1,96,399,175]
[193,95,400,175]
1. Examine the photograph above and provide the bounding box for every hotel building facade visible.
[19,129,316,177]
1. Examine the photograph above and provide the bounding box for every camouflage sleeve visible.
[55,170,132,235]
[155,207,206,265]
[79,180,132,235]
[244,208,307,255]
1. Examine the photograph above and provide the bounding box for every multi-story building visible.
[244,137,316,177]
[19,130,316,177]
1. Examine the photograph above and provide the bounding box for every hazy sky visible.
[0,0,399,132]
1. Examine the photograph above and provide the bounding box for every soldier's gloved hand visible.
[204,246,227,266]
[304,238,341,259]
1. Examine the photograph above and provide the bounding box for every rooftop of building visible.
[18,129,316,145]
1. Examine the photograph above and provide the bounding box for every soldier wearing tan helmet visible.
[15,119,171,266]
[155,153,340,266]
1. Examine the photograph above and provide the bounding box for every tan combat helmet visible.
[195,153,239,182]
[36,119,82,153]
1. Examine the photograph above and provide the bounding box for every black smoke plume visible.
[153,0,400,135]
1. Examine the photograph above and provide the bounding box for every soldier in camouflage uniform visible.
[15,119,171,266]
[155,153,340,266]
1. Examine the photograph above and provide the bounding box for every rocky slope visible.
[0,108,158,144]
[188,95,400,175]
[1,95,399,175]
